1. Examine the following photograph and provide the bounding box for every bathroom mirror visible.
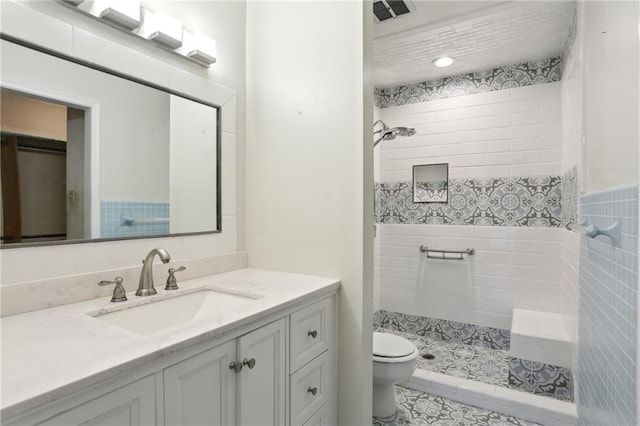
[0,36,221,247]
[413,163,448,203]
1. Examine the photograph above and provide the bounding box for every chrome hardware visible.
[566,220,621,246]
[229,362,243,373]
[308,330,318,338]
[165,266,186,290]
[307,387,318,396]
[419,245,475,260]
[242,358,256,369]
[136,248,171,296]
[98,277,127,302]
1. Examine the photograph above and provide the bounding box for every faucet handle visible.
[165,266,186,291]
[98,277,127,303]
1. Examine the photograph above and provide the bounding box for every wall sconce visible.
[177,30,217,67]
[136,8,183,49]
[88,0,141,31]
[59,1,217,68]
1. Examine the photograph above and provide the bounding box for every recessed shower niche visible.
[412,163,448,203]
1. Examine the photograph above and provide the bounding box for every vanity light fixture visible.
[56,1,217,68]
[89,0,141,31]
[177,30,217,67]
[432,56,455,68]
[136,8,183,49]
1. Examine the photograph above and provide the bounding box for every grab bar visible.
[419,245,475,260]
[121,215,170,226]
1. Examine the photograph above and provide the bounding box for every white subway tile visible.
[484,149,560,166]
[459,115,511,131]
[541,122,561,136]
[414,120,460,135]
[484,125,539,140]
[454,90,511,107]
[448,165,512,178]
[511,136,561,151]
[484,98,539,117]
[511,163,560,176]
[434,106,483,121]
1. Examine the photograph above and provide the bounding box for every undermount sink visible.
[92,289,260,336]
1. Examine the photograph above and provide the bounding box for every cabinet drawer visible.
[290,297,334,372]
[290,352,331,426]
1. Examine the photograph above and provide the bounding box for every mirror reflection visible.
[0,38,220,247]
[413,163,448,203]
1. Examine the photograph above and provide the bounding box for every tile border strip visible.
[376,176,562,227]
[374,310,511,350]
[375,56,562,108]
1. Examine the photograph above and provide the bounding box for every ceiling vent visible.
[373,0,414,23]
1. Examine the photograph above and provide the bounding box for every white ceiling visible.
[374,0,576,88]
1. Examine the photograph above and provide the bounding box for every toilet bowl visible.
[372,332,419,418]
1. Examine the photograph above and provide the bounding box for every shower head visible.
[373,120,416,148]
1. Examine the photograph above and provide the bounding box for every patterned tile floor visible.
[372,386,540,426]
[378,328,510,387]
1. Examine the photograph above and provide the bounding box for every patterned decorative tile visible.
[375,57,562,108]
[508,357,573,401]
[378,328,510,387]
[562,7,578,74]
[372,386,540,426]
[375,177,562,227]
[375,310,510,350]
[561,165,578,226]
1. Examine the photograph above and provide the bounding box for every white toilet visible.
[372,332,419,418]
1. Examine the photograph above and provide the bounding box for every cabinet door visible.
[237,318,286,426]
[37,376,156,426]
[164,340,236,426]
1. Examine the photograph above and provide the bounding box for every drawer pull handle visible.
[229,362,243,373]
[307,386,318,396]
[243,358,256,369]
[308,330,318,338]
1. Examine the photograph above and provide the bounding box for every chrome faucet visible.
[136,248,171,296]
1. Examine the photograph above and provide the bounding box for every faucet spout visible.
[136,248,171,296]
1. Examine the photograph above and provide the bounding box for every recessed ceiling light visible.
[432,57,455,68]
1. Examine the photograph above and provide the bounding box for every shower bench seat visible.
[510,309,572,368]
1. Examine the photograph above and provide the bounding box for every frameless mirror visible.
[0,37,221,247]
[413,163,448,203]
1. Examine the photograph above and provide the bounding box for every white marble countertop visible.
[1,268,340,419]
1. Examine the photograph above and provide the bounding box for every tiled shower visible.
[373,1,638,424]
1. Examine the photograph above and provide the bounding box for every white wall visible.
[0,0,245,284]
[245,2,372,424]
[584,0,639,192]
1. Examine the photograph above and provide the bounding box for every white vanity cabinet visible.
[2,292,336,426]
[35,376,157,426]
[163,319,286,426]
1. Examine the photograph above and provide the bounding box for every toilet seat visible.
[373,332,418,363]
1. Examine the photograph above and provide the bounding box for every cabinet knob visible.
[242,358,256,369]
[307,330,318,338]
[229,362,243,373]
[307,386,318,396]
